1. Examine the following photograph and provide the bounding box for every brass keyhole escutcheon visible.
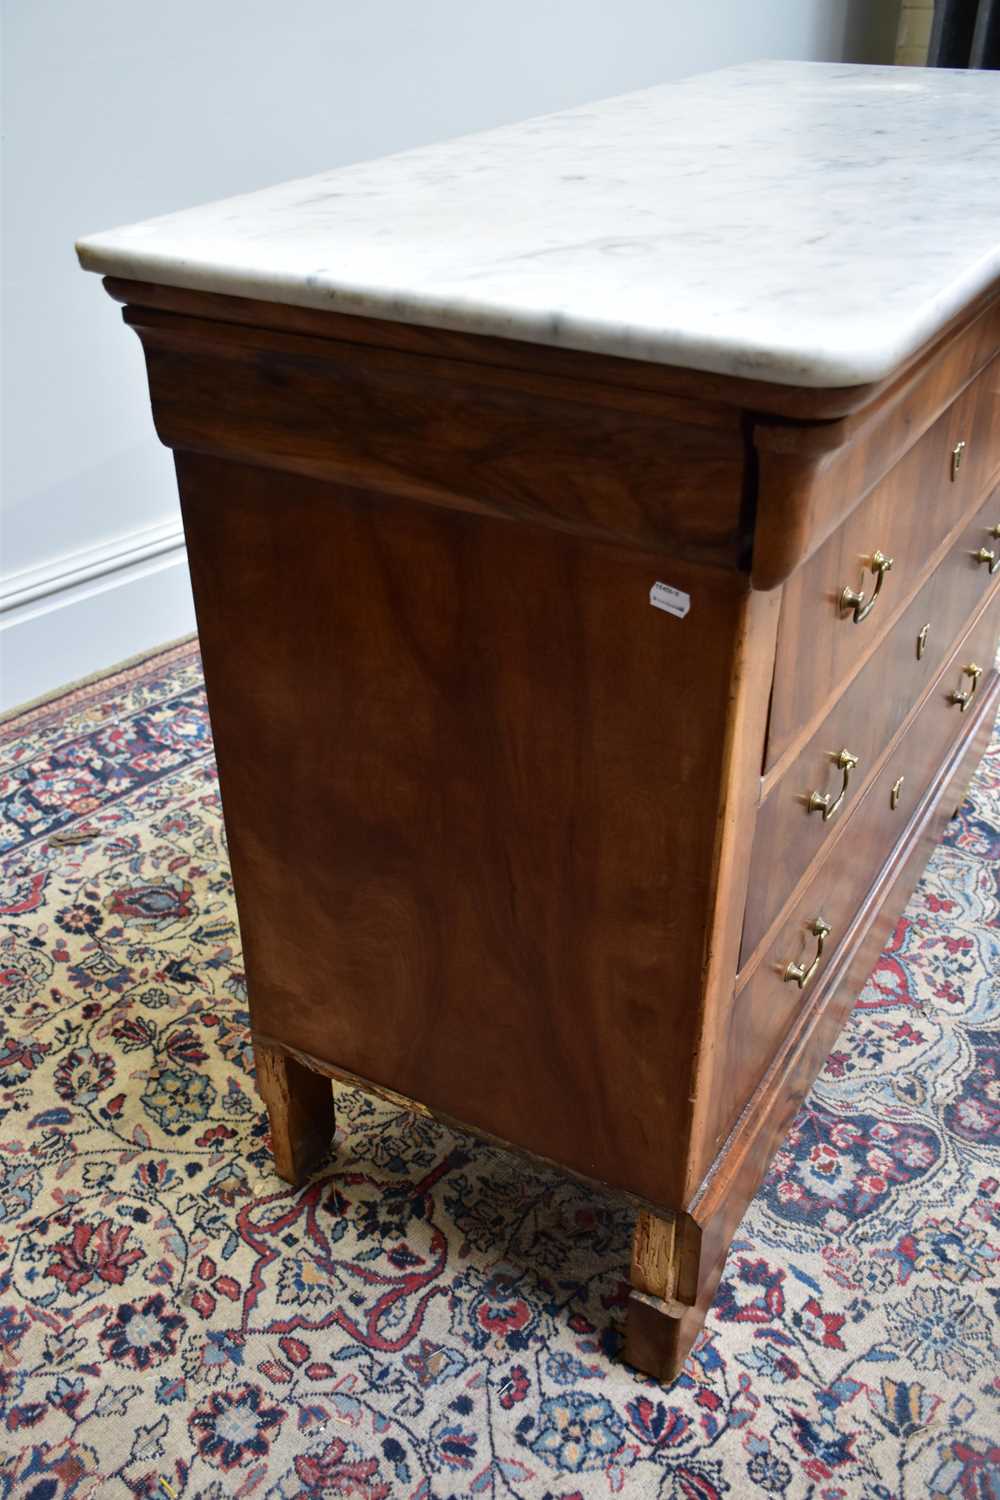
[951,440,966,480]
[916,623,930,660]
[890,775,904,812]
[841,550,894,624]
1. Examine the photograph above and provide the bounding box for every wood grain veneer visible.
[130,305,748,568]
[178,450,761,1206]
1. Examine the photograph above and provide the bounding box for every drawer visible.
[766,355,1000,769]
[729,600,1000,1125]
[743,482,1000,963]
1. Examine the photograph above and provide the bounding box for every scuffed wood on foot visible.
[630,1209,701,1304]
[630,1210,677,1300]
[254,1039,335,1185]
[624,1210,704,1381]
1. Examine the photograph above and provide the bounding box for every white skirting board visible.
[0,520,196,714]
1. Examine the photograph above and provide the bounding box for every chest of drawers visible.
[77,63,1000,1381]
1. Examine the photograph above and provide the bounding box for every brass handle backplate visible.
[841,550,894,624]
[808,748,859,822]
[949,662,983,713]
[974,546,1000,576]
[784,916,833,989]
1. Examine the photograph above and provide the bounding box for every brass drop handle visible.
[973,546,1000,576]
[808,748,859,822]
[841,550,894,624]
[784,916,833,989]
[949,662,982,713]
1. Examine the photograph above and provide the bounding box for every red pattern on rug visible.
[0,640,997,1498]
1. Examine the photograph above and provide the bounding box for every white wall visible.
[0,0,900,711]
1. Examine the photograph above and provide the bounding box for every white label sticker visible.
[649,581,690,619]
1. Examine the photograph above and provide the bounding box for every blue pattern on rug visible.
[0,641,997,1498]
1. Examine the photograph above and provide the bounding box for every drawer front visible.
[767,355,1000,768]
[731,598,1000,1122]
[743,482,1000,963]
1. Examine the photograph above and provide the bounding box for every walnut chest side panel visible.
[116,292,758,1208]
[175,444,758,1206]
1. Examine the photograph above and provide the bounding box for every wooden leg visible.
[623,1210,705,1382]
[625,1291,706,1381]
[253,1040,335,1185]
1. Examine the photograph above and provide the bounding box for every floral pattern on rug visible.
[0,640,997,1499]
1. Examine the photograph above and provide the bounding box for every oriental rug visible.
[0,639,997,1499]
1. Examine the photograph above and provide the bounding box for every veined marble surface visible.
[77,62,1000,389]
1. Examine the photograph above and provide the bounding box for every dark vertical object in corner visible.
[929,0,1000,67]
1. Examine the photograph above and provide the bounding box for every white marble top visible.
[77,62,1000,389]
